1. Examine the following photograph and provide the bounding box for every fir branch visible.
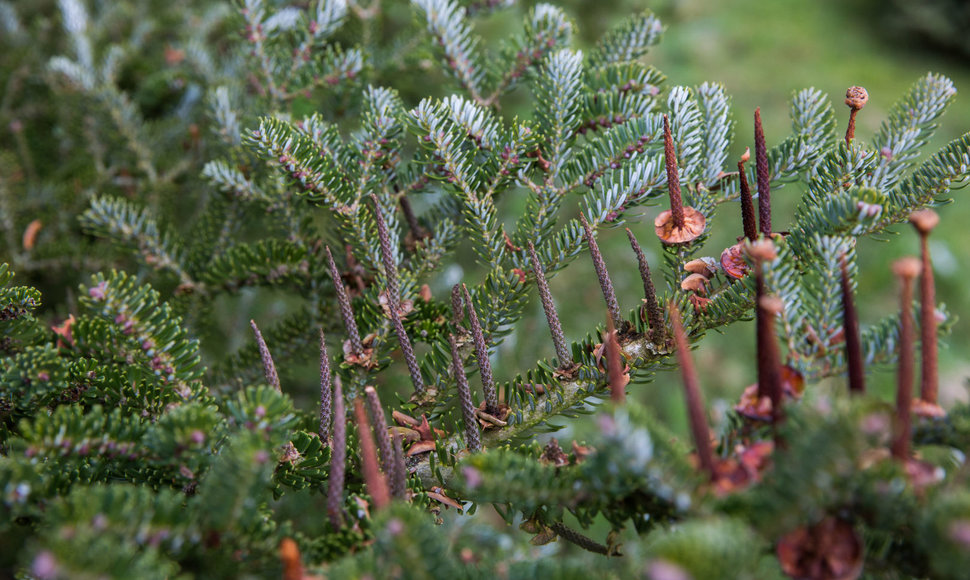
[587,11,664,68]
[868,73,958,191]
[413,0,486,101]
[482,4,573,105]
[80,197,192,286]
[535,49,584,175]
[696,82,734,186]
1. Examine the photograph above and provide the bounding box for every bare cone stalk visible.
[448,334,483,452]
[892,257,921,460]
[369,194,401,305]
[738,150,757,241]
[249,320,281,391]
[451,283,465,328]
[749,241,782,418]
[389,434,408,499]
[279,538,304,580]
[754,108,771,236]
[625,228,664,343]
[462,284,499,414]
[670,303,716,480]
[604,315,625,403]
[839,259,866,395]
[319,329,334,441]
[844,86,869,146]
[911,209,940,404]
[364,386,393,471]
[327,377,346,528]
[389,305,425,395]
[325,246,363,355]
[527,242,573,368]
[370,195,425,394]
[354,398,390,511]
[399,194,424,240]
[758,296,786,427]
[579,213,623,330]
[655,115,706,244]
[663,115,685,228]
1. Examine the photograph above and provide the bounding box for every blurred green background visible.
[488,0,970,433]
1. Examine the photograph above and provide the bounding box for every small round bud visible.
[892,256,922,279]
[909,209,939,235]
[845,86,869,110]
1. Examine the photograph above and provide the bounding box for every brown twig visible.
[327,377,346,528]
[549,522,615,556]
[663,115,685,229]
[389,433,408,500]
[911,210,939,404]
[655,115,706,245]
[399,194,425,241]
[840,258,866,394]
[737,149,757,241]
[892,257,921,460]
[604,316,625,403]
[754,108,771,236]
[354,398,390,511]
[670,303,716,480]
[749,241,782,420]
[844,86,869,146]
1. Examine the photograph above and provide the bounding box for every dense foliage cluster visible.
[2,0,970,578]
